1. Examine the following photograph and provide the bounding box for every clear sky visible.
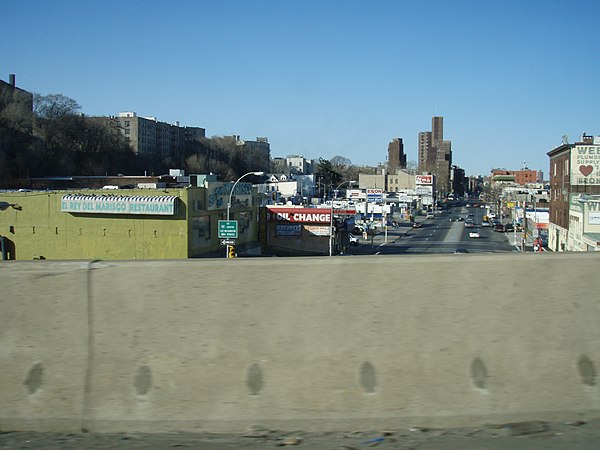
[2,0,599,176]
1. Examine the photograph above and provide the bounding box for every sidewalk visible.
[507,230,546,252]
[350,216,422,254]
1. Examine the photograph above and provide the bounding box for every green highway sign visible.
[218,220,238,239]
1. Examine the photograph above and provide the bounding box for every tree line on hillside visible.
[0,92,379,188]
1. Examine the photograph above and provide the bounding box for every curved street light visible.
[329,180,356,256]
[226,171,264,258]
[227,171,265,221]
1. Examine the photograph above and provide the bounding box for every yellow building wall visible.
[0,189,190,260]
[185,188,262,258]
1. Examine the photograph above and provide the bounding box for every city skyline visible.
[2,0,599,176]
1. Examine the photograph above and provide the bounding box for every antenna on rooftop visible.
[521,161,527,170]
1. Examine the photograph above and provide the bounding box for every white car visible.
[469,231,480,238]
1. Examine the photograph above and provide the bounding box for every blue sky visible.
[2,0,599,176]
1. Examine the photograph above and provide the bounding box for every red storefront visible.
[260,206,355,256]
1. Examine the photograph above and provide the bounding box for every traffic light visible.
[228,245,236,258]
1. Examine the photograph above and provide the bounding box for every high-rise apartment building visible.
[106,112,206,158]
[418,131,431,172]
[387,138,407,174]
[418,116,452,197]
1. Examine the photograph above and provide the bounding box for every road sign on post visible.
[218,220,238,239]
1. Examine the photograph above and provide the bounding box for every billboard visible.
[571,144,600,186]
[415,175,433,185]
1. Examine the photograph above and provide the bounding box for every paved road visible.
[350,206,515,256]
[2,419,600,449]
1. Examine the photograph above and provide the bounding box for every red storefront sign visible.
[267,207,331,223]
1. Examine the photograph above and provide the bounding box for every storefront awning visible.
[61,194,178,215]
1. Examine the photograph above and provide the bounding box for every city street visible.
[349,205,516,256]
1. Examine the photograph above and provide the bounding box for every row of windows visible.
[552,159,570,177]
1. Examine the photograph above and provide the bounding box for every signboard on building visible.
[61,194,177,215]
[275,224,302,236]
[415,175,433,185]
[207,181,253,210]
[347,189,364,199]
[586,200,600,225]
[366,188,383,202]
[267,207,331,223]
[305,225,331,236]
[570,144,600,186]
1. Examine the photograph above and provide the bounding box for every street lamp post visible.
[329,180,355,256]
[226,171,264,258]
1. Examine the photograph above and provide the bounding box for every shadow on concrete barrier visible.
[1,253,600,433]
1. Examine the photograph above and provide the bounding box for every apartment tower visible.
[418,116,452,197]
[387,138,407,174]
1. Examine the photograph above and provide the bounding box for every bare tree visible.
[185,153,206,174]
[33,93,81,119]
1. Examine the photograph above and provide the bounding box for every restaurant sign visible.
[61,194,177,215]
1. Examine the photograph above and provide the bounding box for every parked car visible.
[504,223,515,232]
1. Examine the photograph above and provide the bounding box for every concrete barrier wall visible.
[0,261,90,432]
[1,254,600,433]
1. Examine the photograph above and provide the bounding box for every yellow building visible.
[0,183,260,260]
